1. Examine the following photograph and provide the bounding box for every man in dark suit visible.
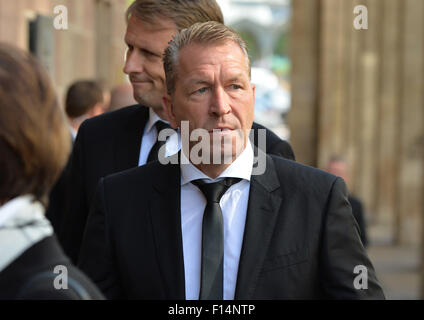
[78,22,384,299]
[57,0,295,264]
[46,80,107,233]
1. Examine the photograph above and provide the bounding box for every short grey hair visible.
[163,21,251,95]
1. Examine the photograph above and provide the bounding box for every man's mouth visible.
[208,127,233,133]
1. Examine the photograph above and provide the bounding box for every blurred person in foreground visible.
[326,156,368,247]
[59,0,295,264]
[78,22,384,299]
[0,44,104,300]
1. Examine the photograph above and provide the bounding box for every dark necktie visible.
[191,177,242,300]
[147,121,170,163]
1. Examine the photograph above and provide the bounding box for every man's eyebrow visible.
[226,73,247,82]
[186,78,212,86]
[123,39,160,56]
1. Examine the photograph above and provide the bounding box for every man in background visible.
[65,80,109,140]
[46,80,109,231]
[326,156,368,247]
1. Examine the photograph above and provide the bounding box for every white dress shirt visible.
[180,143,254,300]
[138,108,179,166]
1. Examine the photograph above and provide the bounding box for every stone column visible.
[288,0,320,166]
[375,0,403,243]
[397,0,424,245]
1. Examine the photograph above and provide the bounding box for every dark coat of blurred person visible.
[57,0,296,264]
[326,156,368,247]
[46,80,108,232]
[0,44,104,300]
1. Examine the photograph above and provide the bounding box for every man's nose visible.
[123,49,144,75]
[210,87,231,116]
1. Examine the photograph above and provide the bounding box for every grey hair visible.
[163,21,251,95]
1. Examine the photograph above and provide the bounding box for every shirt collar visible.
[146,107,169,133]
[180,142,254,186]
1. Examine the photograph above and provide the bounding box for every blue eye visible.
[231,84,241,90]
[197,87,208,94]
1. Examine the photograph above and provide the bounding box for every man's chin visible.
[134,92,162,109]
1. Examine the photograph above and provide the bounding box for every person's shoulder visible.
[102,159,178,191]
[268,154,339,187]
[16,265,104,300]
[79,104,148,133]
[251,122,295,160]
[1,236,104,300]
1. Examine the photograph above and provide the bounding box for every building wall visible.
[290,0,424,246]
[0,0,128,107]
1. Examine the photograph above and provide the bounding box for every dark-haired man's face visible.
[123,15,176,111]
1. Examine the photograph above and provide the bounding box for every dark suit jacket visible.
[58,104,295,263]
[78,154,384,299]
[0,235,104,300]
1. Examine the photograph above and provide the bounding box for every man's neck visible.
[194,162,232,179]
[186,142,250,179]
[151,106,168,121]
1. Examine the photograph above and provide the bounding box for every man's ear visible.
[251,83,256,98]
[162,93,178,129]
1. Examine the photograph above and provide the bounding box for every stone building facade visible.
[289,0,424,293]
[0,0,129,106]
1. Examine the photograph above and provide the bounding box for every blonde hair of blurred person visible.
[0,44,103,299]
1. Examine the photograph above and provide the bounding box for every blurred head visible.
[162,22,255,174]
[0,44,71,206]
[109,82,137,111]
[326,156,349,183]
[65,80,107,131]
[123,0,224,116]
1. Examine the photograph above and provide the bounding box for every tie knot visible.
[192,178,241,203]
[154,121,170,133]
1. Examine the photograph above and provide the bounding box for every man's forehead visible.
[127,14,176,31]
[179,42,248,68]
[125,16,176,43]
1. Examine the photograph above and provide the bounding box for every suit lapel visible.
[149,162,186,299]
[235,155,282,299]
[114,105,149,172]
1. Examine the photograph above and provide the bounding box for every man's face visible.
[123,16,176,110]
[327,161,348,182]
[164,41,255,162]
